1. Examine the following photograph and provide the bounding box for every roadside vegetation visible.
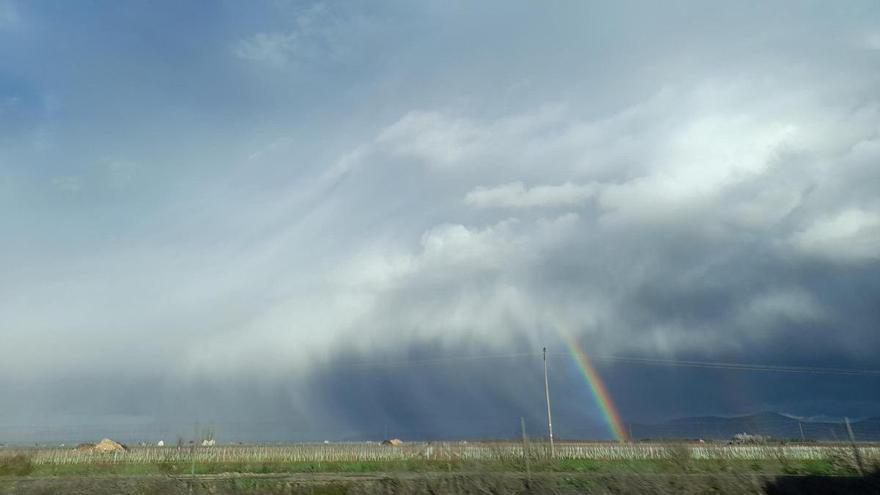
[2,443,878,494]
[3,441,878,474]
[1,455,872,477]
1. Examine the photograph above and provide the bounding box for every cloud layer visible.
[1,0,879,440]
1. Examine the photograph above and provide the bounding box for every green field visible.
[2,442,879,494]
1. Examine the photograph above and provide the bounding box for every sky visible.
[1,0,880,443]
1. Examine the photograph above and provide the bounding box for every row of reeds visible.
[3,442,879,465]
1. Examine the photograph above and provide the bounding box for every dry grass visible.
[3,442,878,466]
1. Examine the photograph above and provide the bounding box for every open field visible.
[1,471,878,495]
[3,442,880,494]
[4,441,880,465]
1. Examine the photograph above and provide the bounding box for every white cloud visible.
[234,32,299,66]
[105,159,137,188]
[373,81,848,231]
[8,3,880,387]
[376,111,485,167]
[864,32,880,50]
[51,176,81,192]
[299,74,879,360]
[791,208,880,263]
[20,74,877,378]
[737,288,825,330]
[465,181,596,209]
[724,182,803,231]
[6,0,880,432]
[232,3,362,67]
[594,92,805,224]
[375,107,564,169]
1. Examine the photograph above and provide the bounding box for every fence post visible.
[520,417,531,486]
[844,417,865,476]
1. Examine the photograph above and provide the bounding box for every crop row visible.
[4,443,879,465]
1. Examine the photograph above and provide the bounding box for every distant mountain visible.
[629,412,880,441]
[853,417,880,440]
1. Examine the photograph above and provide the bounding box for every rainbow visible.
[563,335,628,441]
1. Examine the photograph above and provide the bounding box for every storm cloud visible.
[1,1,879,442]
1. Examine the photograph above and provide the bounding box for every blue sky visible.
[1,0,880,442]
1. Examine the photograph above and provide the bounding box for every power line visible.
[337,352,541,370]
[335,351,880,376]
[584,355,880,376]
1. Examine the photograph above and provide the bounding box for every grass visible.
[0,455,34,477]
[2,455,880,495]
[3,441,877,493]
[13,441,879,466]
[3,457,868,478]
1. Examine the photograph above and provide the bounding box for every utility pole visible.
[543,347,555,457]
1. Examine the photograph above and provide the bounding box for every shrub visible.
[664,444,692,472]
[156,461,179,474]
[0,454,34,476]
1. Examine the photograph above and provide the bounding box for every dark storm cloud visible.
[1,0,879,441]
